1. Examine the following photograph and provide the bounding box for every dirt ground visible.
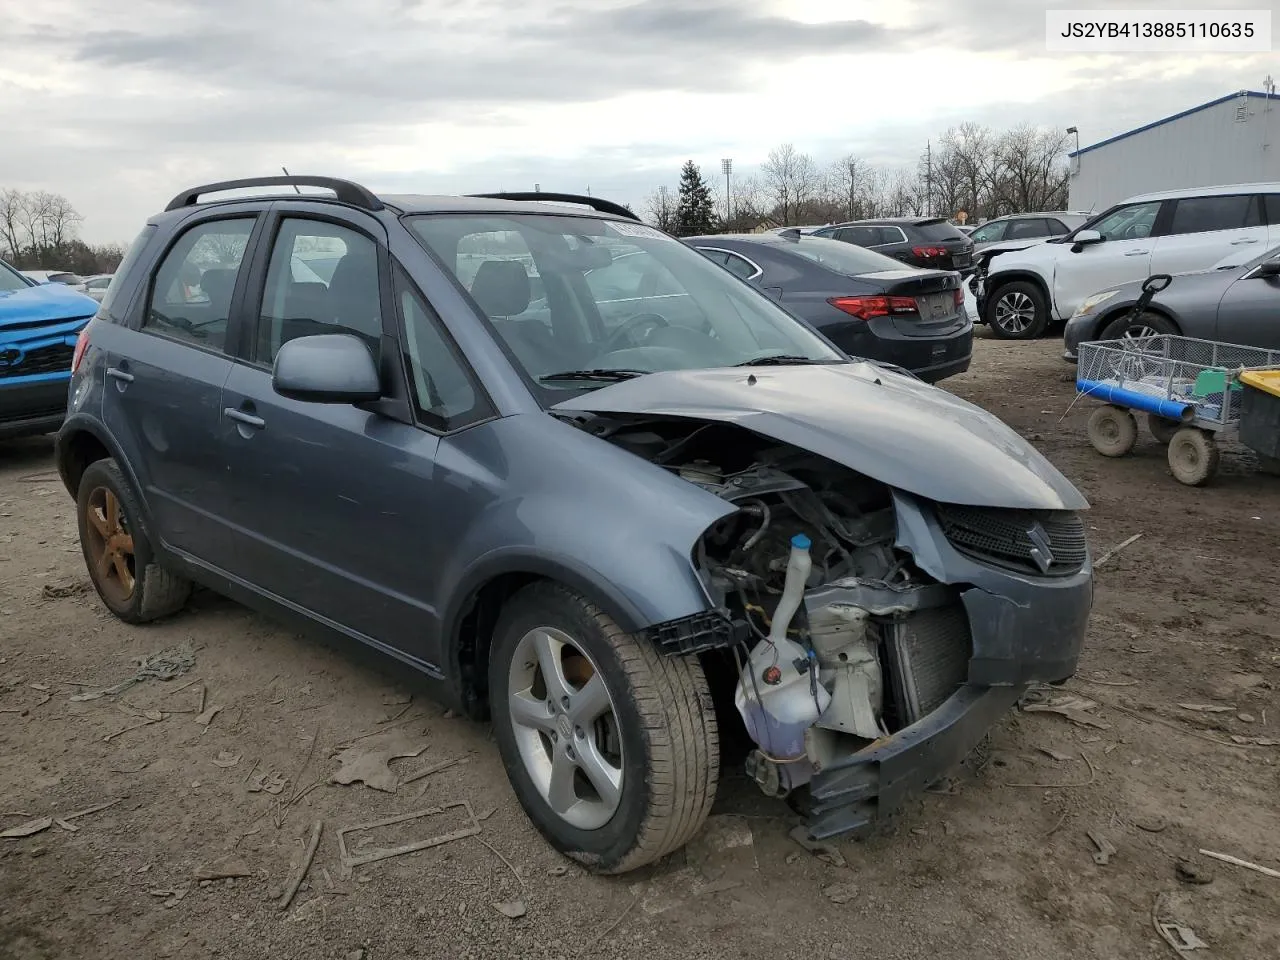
[2,334,1278,960]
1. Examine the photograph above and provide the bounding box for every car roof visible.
[823,217,951,228]
[1123,182,1280,203]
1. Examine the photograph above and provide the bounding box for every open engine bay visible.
[579,413,1003,802]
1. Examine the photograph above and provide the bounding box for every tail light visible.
[912,246,948,259]
[71,327,91,373]
[828,295,918,320]
[953,289,964,308]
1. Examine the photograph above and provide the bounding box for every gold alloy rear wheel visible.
[83,486,136,606]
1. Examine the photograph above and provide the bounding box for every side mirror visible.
[1070,229,1103,252]
[272,333,381,404]
[1253,258,1280,278]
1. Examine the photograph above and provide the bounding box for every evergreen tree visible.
[674,161,717,236]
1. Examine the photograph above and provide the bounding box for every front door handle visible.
[224,408,265,429]
[106,367,134,383]
[1123,250,1149,256]
[1231,238,1259,245]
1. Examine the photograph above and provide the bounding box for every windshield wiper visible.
[732,354,825,367]
[539,368,648,383]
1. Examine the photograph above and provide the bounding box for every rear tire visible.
[488,582,719,874]
[985,281,1048,340]
[1087,405,1138,457]
[1168,428,1219,486]
[76,458,191,624]
[1101,310,1178,341]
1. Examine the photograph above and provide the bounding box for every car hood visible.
[0,282,98,328]
[979,236,1054,257]
[553,363,1089,511]
[1102,265,1239,302]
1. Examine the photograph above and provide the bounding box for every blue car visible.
[1,259,99,439]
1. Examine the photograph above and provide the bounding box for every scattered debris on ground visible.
[329,728,430,792]
[336,802,481,877]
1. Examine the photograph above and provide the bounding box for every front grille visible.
[0,343,74,379]
[881,605,972,725]
[935,504,1087,577]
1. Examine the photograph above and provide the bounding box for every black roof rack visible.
[164,176,384,213]
[466,192,640,222]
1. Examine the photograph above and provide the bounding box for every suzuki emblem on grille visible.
[1026,522,1055,574]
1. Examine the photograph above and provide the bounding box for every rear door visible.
[1149,193,1268,277]
[98,210,264,570]
[1050,199,1163,319]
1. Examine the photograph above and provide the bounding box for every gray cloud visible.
[2,0,1273,243]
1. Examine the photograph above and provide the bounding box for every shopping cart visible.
[1076,332,1280,486]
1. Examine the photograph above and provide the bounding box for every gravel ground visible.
[2,333,1278,960]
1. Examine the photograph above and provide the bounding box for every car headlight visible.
[1074,290,1119,317]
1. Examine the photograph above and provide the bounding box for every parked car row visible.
[974,183,1280,345]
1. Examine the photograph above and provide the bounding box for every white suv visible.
[975,183,1280,339]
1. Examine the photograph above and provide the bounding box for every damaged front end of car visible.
[557,400,1091,840]
[553,363,1093,841]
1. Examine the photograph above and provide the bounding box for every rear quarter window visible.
[99,224,158,321]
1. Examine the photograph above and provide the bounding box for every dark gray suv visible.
[55,176,1093,873]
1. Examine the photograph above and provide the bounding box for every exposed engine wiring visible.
[739,499,771,552]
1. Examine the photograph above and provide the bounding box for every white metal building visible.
[1068,90,1280,213]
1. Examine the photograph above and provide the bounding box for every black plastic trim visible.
[165,176,384,213]
[465,192,640,222]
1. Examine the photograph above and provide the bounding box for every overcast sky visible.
[4,0,1275,243]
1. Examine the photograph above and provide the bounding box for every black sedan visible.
[686,233,972,383]
[809,217,975,272]
[1063,244,1280,361]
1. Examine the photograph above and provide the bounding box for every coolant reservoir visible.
[734,534,831,760]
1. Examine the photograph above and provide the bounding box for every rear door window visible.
[1167,195,1262,235]
[834,226,882,247]
[1007,219,1050,240]
[144,218,255,352]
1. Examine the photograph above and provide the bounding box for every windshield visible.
[782,236,911,275]
[0,260,31,293]
[408,214,845,396]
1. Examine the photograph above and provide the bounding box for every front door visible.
[217,206,491,667]
[1051,200,1163,319]
[98,213,262,570]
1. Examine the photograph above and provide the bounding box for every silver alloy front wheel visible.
[507,626,623,831]
[993,290,1035,334]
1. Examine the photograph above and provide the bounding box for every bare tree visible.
[993,125,1072,213]
[645,185,677,233]
[0,189,26,260]
[762,144,821,226]
[940,123,1000,219]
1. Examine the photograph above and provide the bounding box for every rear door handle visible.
[224,408,265,429]
[1123,250,1149,256]
[106,367,134,383]
[1231,238,1259,245]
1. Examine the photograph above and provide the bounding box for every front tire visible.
[76,458,191,624]
[1087,405,1138,457]
[489,582,719,874]
[985,281,1049,340]
[1101,310,1178,341]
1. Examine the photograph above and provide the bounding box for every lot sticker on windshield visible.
[608,222,676,242]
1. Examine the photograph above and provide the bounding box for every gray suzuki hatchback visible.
[56,176,1093,873]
